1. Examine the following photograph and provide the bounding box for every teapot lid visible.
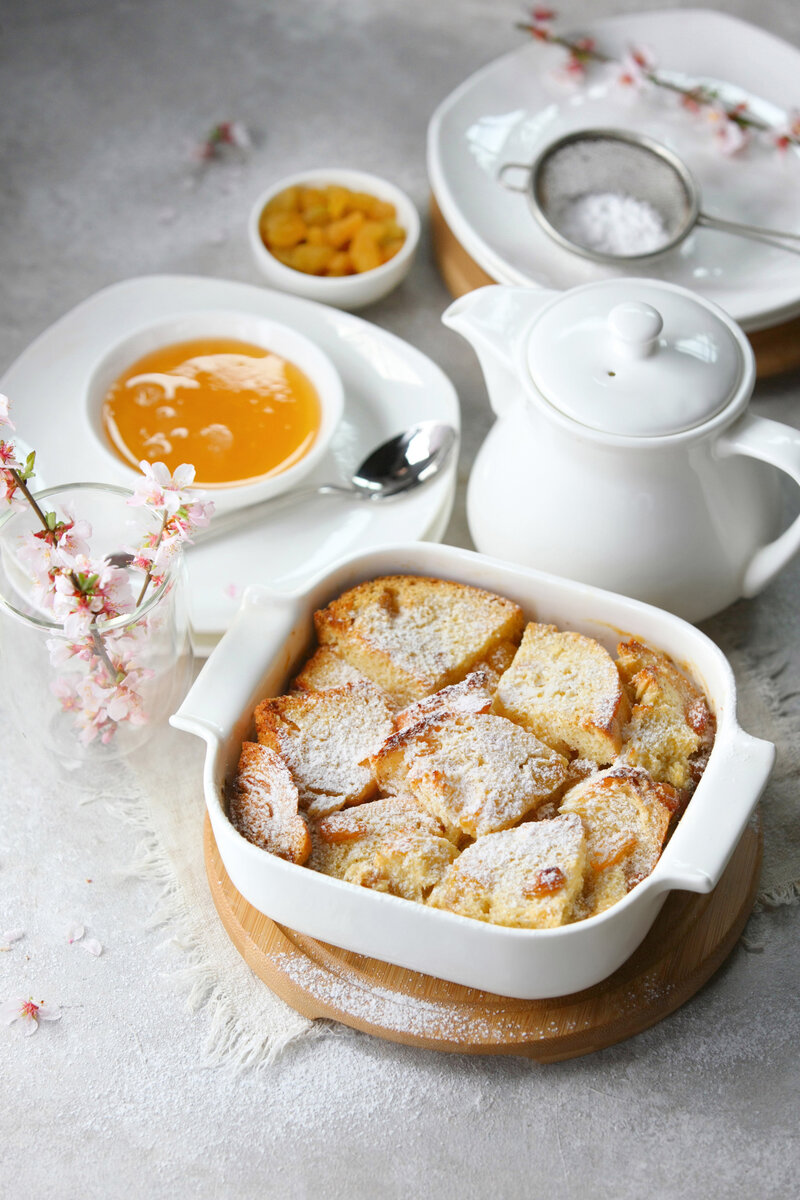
[526,279,744,438]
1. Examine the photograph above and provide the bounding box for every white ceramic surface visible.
[427,8,800,331]
[444,282,800,622]
[170,541,775,1000]
[0,276,459,646]
[248,168,420,310]
[85,308,345,513]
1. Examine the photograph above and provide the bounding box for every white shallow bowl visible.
[85,308,344,514]
[171,543,774,1000]
[248,167,420,310]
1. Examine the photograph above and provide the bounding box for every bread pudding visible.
[227,574,716,930]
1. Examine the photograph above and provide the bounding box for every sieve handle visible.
[697,211,800,256]
[497,163,533,193]
[715,412,800,596]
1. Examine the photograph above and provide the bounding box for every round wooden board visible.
[430,196,800,379]
[204,812,762,1061]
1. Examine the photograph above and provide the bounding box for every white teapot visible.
[443,279,800,623]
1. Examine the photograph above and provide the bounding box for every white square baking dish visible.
[171,543,774,999]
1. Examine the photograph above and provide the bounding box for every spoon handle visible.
[697,211,800,255]
[190,482,353,547]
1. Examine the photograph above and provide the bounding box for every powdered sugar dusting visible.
[556,192,668,257]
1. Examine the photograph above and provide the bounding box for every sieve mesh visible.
[532,132,696,260]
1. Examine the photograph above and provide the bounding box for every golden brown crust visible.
[228,742,311,865]
[255,683,394,818]
[313,575,524,705]
[559,764,677,918]
[370,710,568,840]
[616,639,716,790]
[311,795,458,902]
[427,815,587,928]
[493,623,630,764]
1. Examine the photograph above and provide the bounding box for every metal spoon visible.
[196,419,456,546]
[107,422,456,566]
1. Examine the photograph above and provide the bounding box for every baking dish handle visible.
[655,729,774,894]
[171,586,299,747]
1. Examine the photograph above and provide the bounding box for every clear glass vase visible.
[0,483,193,767]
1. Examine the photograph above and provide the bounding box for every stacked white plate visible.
[428,8,800,331]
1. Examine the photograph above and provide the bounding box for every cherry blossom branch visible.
[134,511,169,608]
[518,9,800,152]
[1,393,214,747]
[9,466,51,532]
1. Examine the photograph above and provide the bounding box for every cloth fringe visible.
[755,879,800,910]
[107,788,315,1070]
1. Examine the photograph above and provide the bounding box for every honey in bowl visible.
[101,338,322,487]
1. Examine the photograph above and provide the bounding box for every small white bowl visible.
[85,308,344,514]
[248,167,420,310]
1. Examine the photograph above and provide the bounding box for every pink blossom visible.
[69,665,152,745]
[618,44,656,89]
[129,460,196,517]
[773,109,800,151]
[67,924,103,955]
[51,676,80,711]
[1,996,61,1036]
[708,104,749,155]
[0,394,14,430]
[0,440,20,469]
[225,121,251,150]
[184,498,214,529]
[55,514,93,564]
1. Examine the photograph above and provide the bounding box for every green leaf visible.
[45,510,58,531]
[20,450,36,481]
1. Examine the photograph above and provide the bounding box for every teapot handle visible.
[715,412,800,596]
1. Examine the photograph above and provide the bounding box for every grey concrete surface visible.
[1,2,799,1198]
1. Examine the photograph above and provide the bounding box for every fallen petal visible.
[23,1018,38,1036]
[67,924,85,944]
[0,997,24,1024]
[2,929,24,944]
[36,1006,62,1022]
[82,939,103,957]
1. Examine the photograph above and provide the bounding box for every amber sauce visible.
[102,337,322,486]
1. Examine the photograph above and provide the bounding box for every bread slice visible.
[427,814,587,928]
[313,575,524,706]
[392,669,494,734]
[560,764,678,917]
[292,645,386,697]
[310,795,458,902]
[474,639,518,691]
[255,682,394,818]
[492,623,629,764]
[616,639,716,790]
[371,711,568,839]
[228,742,311,865]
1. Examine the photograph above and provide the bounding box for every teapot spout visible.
[442,285,553,417]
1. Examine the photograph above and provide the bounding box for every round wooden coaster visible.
[204,812,762,1061]
[430,196,800,379]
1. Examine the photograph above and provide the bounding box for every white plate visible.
[428,8,800,331]
[0,275,459,647]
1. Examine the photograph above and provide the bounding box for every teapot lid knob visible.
[608,302,663,359]
[525,279,751,438]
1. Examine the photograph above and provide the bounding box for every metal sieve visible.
[499,128,800,264]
